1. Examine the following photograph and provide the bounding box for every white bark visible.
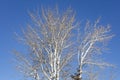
[76,19,113,80]
[14,7,77,80]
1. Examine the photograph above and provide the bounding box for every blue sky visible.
[0,0,120,80]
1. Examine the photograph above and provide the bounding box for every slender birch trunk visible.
[14,7,77,80]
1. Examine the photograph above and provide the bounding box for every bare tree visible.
[14,7,113,80]
[73,19,113,80]
[14,7,78,80]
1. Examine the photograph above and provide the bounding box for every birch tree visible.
[72,19,113,80]
[14,8,78,80]
[14,7,113,80]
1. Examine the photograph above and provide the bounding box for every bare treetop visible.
[14,7,113,80]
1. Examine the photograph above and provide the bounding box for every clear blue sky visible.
[0,0,120,80]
